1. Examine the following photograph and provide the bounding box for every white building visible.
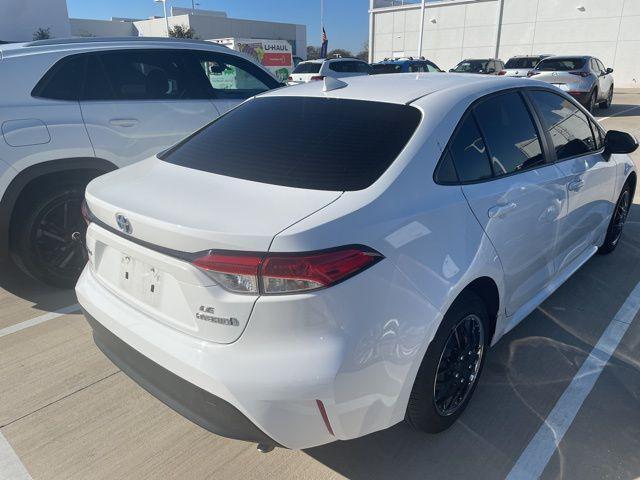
[369,0,640,87]
[0,1,306,59]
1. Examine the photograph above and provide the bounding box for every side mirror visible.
[604,130,639,154]
[606,67,614,74]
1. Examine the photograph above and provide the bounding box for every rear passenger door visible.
[527,89,616,272]
[451,91,567,316]
[79,49,219,168]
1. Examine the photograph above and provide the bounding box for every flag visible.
[320,27,328,58]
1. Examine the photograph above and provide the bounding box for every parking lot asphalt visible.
[1,92,640,480]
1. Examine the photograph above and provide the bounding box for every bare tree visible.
[33,27,51,40]
[356,40,369,61]
[168,25,197,39]
[307,45,321,60]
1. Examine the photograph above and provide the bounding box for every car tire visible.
[599,87,613,109]
[405,290,490,433]
[587,90,597,114]
[11,182,88,288]
[598,182,632,255]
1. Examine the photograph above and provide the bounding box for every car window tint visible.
[372,64,401,74]
[434,150,459,184]
[329,62,345,72]
[192,50,278,100]
[537,58,585,71]
[293,62,322,74]
[32,54,86,100]
[449,114,493,183]
[161,97,422,191]
[474,92,545,176]
[355,62,370,73]
[83,55,115,100]
[505,57,539,69]
[529,90,597,160]
[409,63,423,72]
[426,62,440,72]
[98,49,194,100]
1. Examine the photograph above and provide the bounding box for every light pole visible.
[417,0,426,58]
[154,0,170,37]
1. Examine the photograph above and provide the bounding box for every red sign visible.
[262,52,293,67]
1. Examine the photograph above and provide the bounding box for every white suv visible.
[287,57,371,84]
[77,74,637,450]
[0,37,281,287]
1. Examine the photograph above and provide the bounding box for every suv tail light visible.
[310,75,325,81]
[193,246,383,295]
[287,75,293,82]
[81,199,92,225]
[569,71,590,78]
[497,70,506,76]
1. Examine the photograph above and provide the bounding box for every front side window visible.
[161,97,422,191]
[448,114,493,183]
[194,51,278,99]
[473,92,545,176]
[453,60,489,73]
[529,90,597,161]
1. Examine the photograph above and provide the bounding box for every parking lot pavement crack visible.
[0,370,120,429]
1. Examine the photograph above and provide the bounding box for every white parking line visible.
[597,105,640,123]
[0,432,31,480]
[506,282,640,480]
[0,304,81,339]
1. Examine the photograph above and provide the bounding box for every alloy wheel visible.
[611,189,631,247]
[433,314,485,416]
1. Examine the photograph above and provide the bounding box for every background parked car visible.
[450,58,505,75]
[0,37,282,287]
[527,55,614,112]
[371,57,443,74]
[287,57,371,84]
[499,54,552,77]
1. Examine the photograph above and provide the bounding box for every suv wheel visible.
[599,87,613,109]
[406,290,490,433]
[587,90,597,113]
[11,183,87,288]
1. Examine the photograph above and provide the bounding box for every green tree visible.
[32,27,51,40]
[168,25,197,39]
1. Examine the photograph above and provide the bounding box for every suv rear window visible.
[293,62,322,74]
[161,97,422,191]
[536,58,585,71]
[505,57,542,69]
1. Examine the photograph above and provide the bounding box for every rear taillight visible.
[569,71,590,78]
[193,246,383,295]
[497,70,506,76]
[527,70,539,77]
[287,75,293,82]
[81,199,91,225]
[310,75,325,81]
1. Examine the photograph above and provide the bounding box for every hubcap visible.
[433,314,485,416]
[611,190,630,247]
[31,195,86,281]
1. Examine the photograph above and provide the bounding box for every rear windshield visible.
[293,62,322,74]
[161,97,422,191]
[371,64,402,74]
[537,58,585,71]
[505,57,542,69]
[452,60,488,73]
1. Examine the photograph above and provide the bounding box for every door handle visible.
[568,178,585,192]
[109,118,139,127]
[488,202,517,219]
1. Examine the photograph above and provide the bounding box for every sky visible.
[66,0,369,54]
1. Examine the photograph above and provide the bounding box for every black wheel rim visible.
[608,88,613,105]
[611,189,630,247]
[433,314,485,417]
[590,93,596,112]
[30,194,87,282]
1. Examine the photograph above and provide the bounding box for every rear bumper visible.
[85,311,279,447]
[567,90,591,106]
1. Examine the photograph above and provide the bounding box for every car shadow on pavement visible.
[305,205,640,480]
[0,258,77,313]
[594,103,640,118]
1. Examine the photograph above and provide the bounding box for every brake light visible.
[310,75,325,81]
[527,70,539,77]
[81,199,92,225]
[569,71,590,78]
[287,76,293,82]
[497,70,506,76]
[192,246,383,295]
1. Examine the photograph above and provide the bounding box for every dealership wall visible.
[370,0,640,87]
[0,0,70,42]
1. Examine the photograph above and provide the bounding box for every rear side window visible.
[448,114,493,183]
[537,58,585,71]
[161,97,422,191]
[32,55,86,100]
[372,64,402,74]
[293,62,322,74]
[529,90,597,160]
[474,92,545,176]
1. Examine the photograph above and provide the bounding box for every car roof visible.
[262,72,542,105]
[540,55,590,60]
[0,36,230,59]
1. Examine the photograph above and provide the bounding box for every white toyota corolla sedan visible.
[76,73,637,451]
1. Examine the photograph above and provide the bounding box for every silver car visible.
[500,54,552,77]
[528,56,614,112]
